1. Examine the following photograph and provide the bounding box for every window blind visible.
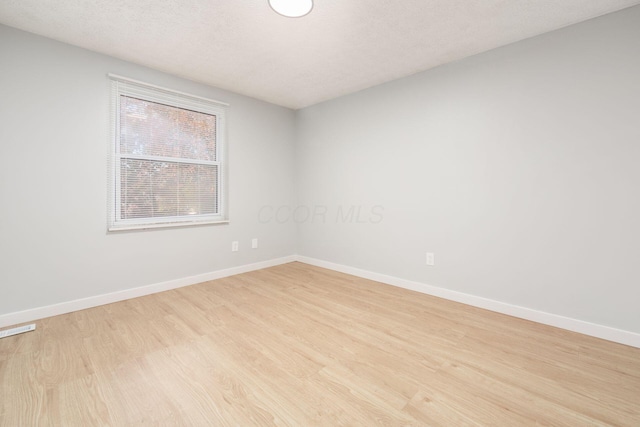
[108,75,228,230]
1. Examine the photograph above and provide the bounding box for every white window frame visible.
[108,74,229,231]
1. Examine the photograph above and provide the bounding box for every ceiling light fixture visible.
[268,0,313,18]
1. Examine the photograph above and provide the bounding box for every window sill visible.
[108,219,229,232]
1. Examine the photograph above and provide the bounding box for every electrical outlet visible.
[251,238,258,249]
[426,252,435,266]
[232,241,239,252]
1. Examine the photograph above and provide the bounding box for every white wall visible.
[0,25,297,317]
[296,6,640,334]
[2,6,639,338]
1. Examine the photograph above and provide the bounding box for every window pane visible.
[120,159,218,219]
[120,96,216,161]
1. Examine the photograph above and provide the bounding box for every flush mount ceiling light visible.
[268,0,313,18]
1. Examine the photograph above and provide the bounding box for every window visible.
[108,75,228,231]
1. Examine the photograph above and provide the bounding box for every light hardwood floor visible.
[1,262,639,426]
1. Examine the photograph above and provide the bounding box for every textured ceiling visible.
[1,0,639,109]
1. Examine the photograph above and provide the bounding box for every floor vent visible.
[0,323,36,339]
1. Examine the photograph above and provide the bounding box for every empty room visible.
[1,0,639,425]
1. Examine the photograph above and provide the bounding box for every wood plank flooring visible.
[1,262,639,426]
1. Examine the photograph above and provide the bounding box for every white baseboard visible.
[0,255,297,329]
[295,255,640,349]
[4,253,638,349]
